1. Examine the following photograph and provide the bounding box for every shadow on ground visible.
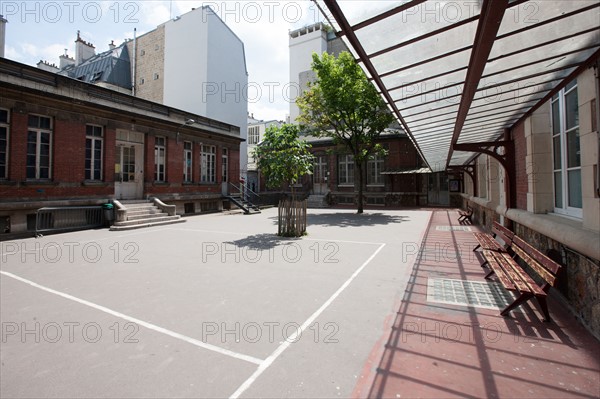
[224,233,299,251]
[305,212,410,228]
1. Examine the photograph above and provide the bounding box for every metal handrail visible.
[228,181,261,205]
[35,206,105,237]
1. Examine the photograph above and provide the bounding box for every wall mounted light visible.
[177,118,197,144]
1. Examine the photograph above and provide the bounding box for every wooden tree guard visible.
[278,199,307,237]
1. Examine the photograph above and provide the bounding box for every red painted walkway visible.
[361,210,600,398]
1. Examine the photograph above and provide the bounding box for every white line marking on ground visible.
[0,270,263,365]
[229,243,387,399]
[0,228,171,256]
[166,228,384,246]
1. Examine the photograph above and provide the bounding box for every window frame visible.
[154,136,166,182]
[0,108,9,179]
[183,141,193,183]
[367,154,385,186]
[221,148,228,183]
[551,80,582,218]
[26,114,53,180]
[85,124,104,181]
[338,154,354,186]
[201,145,216,183]
[248,126,260,145]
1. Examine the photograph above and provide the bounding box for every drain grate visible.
[427,278,516,310]
[436,225,472,232]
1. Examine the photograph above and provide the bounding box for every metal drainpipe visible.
[132,28,137,97]
[595,60,600,198]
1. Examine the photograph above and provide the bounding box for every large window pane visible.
[568,169,582,208]
[566,129,580,168]
[554,172,563,208]
[551,101,560,135]
[553,135,561,170]
[565,88,579,130]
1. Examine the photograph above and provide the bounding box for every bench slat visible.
[493,223,515,242]
[484,250,516,290]
[511,245,557,287]
[493,252,533,294]
[499,253,547,297]
[473,232,504,252]
[513,236,562,276]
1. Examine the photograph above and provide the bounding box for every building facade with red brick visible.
[0,58,242,236]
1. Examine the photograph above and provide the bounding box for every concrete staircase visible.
[110,200,185,231]
[226,194,261,214]
[307,194,328,208]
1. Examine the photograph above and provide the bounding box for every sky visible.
[0,0,333,121]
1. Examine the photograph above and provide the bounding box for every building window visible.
[552,79,581,217]
[0,108,9,179]
[155,136,166,182]
[27,115,52,180]
[153,73,159,80]
[183,141,193,183]
[91,71,103,82]
[85,125,103,180]
[338,154,354,185]
[367,155,384,185]
[222,148,228,183]
[140,49,145,56]
[248,126,260,145]
[140,78,145,85]
[201,145,216,183]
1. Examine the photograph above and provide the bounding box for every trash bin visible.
[102,203,114,226]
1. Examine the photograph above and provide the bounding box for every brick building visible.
[0,58,242,236]
[304,130,430,207]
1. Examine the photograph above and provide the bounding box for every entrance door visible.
[115,143,143,200]
[428,172,450,206]
[313,155,328,194]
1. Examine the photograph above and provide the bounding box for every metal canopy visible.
[317,0,600,172]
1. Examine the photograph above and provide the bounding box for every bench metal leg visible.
[536,296,552,322]
[500,292,533,317]
[473,244,481,252]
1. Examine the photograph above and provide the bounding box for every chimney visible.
[75,30,95,65]
[36,60,59,72]
[108,40,115,50]
[0,15,7,58]
[59,49,75,69]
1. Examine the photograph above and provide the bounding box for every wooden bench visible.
[473,221,515,268]
[483,235,562,322]
[458,205,473,223]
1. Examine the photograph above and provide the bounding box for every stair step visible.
[127,213,168,221]
[110,218,186,231]
[124,204,157,210]
[112,215,182,227]
[126,208,163,216]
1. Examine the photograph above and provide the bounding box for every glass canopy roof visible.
[315,0,600,172]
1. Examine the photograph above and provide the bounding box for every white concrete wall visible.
[205,8,248,177]
[289,26,327,123]
[163,10,209,115]
[163,7,248,178]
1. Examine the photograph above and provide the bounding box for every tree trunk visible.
[356,160,364,214]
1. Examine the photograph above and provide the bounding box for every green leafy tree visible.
[253,124,314,236]
[297,51,395,213]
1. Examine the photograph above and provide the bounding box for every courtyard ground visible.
[1,208,598,398]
